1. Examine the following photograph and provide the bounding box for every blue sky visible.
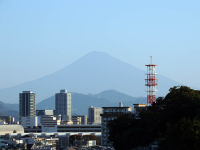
[0,0,200,89]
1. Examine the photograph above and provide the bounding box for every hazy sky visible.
[0,0,200,89]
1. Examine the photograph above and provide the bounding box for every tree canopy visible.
[108,86,200,150]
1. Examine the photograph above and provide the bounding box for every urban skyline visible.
[0,1,199,149]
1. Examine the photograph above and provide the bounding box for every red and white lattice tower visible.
[145,56,158,105]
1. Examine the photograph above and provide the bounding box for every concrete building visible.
[101,106,132,146]
[55,90,71,121]
[72,116,82,125]
[41,115,61,132]
[36,110,55,126]
[19,91,36,122]
[21,116,38,128]
[72,115,87,125]
[88,106,102,125]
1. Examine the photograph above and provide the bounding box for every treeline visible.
[108,86,200,150]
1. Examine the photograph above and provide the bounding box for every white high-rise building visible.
[88,106,102,125]
[55,90,71,121]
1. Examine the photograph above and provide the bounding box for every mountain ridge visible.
[37,90,146,115]
[0,51,178,103]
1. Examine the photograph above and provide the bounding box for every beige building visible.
[0,125,24,135]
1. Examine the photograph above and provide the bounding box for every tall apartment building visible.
[88,106,102,125]
[55,90,71,121]
[19,91,36,122]
[101,106,132,146]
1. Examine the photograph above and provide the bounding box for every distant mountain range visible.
[0,90,146,118]
[0,101,18,120]
[37,90,146,115]
[0,51,179,103]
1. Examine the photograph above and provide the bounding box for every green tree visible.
[108,113,135,150]
[159,118,200,150]
[108,86,200,150]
